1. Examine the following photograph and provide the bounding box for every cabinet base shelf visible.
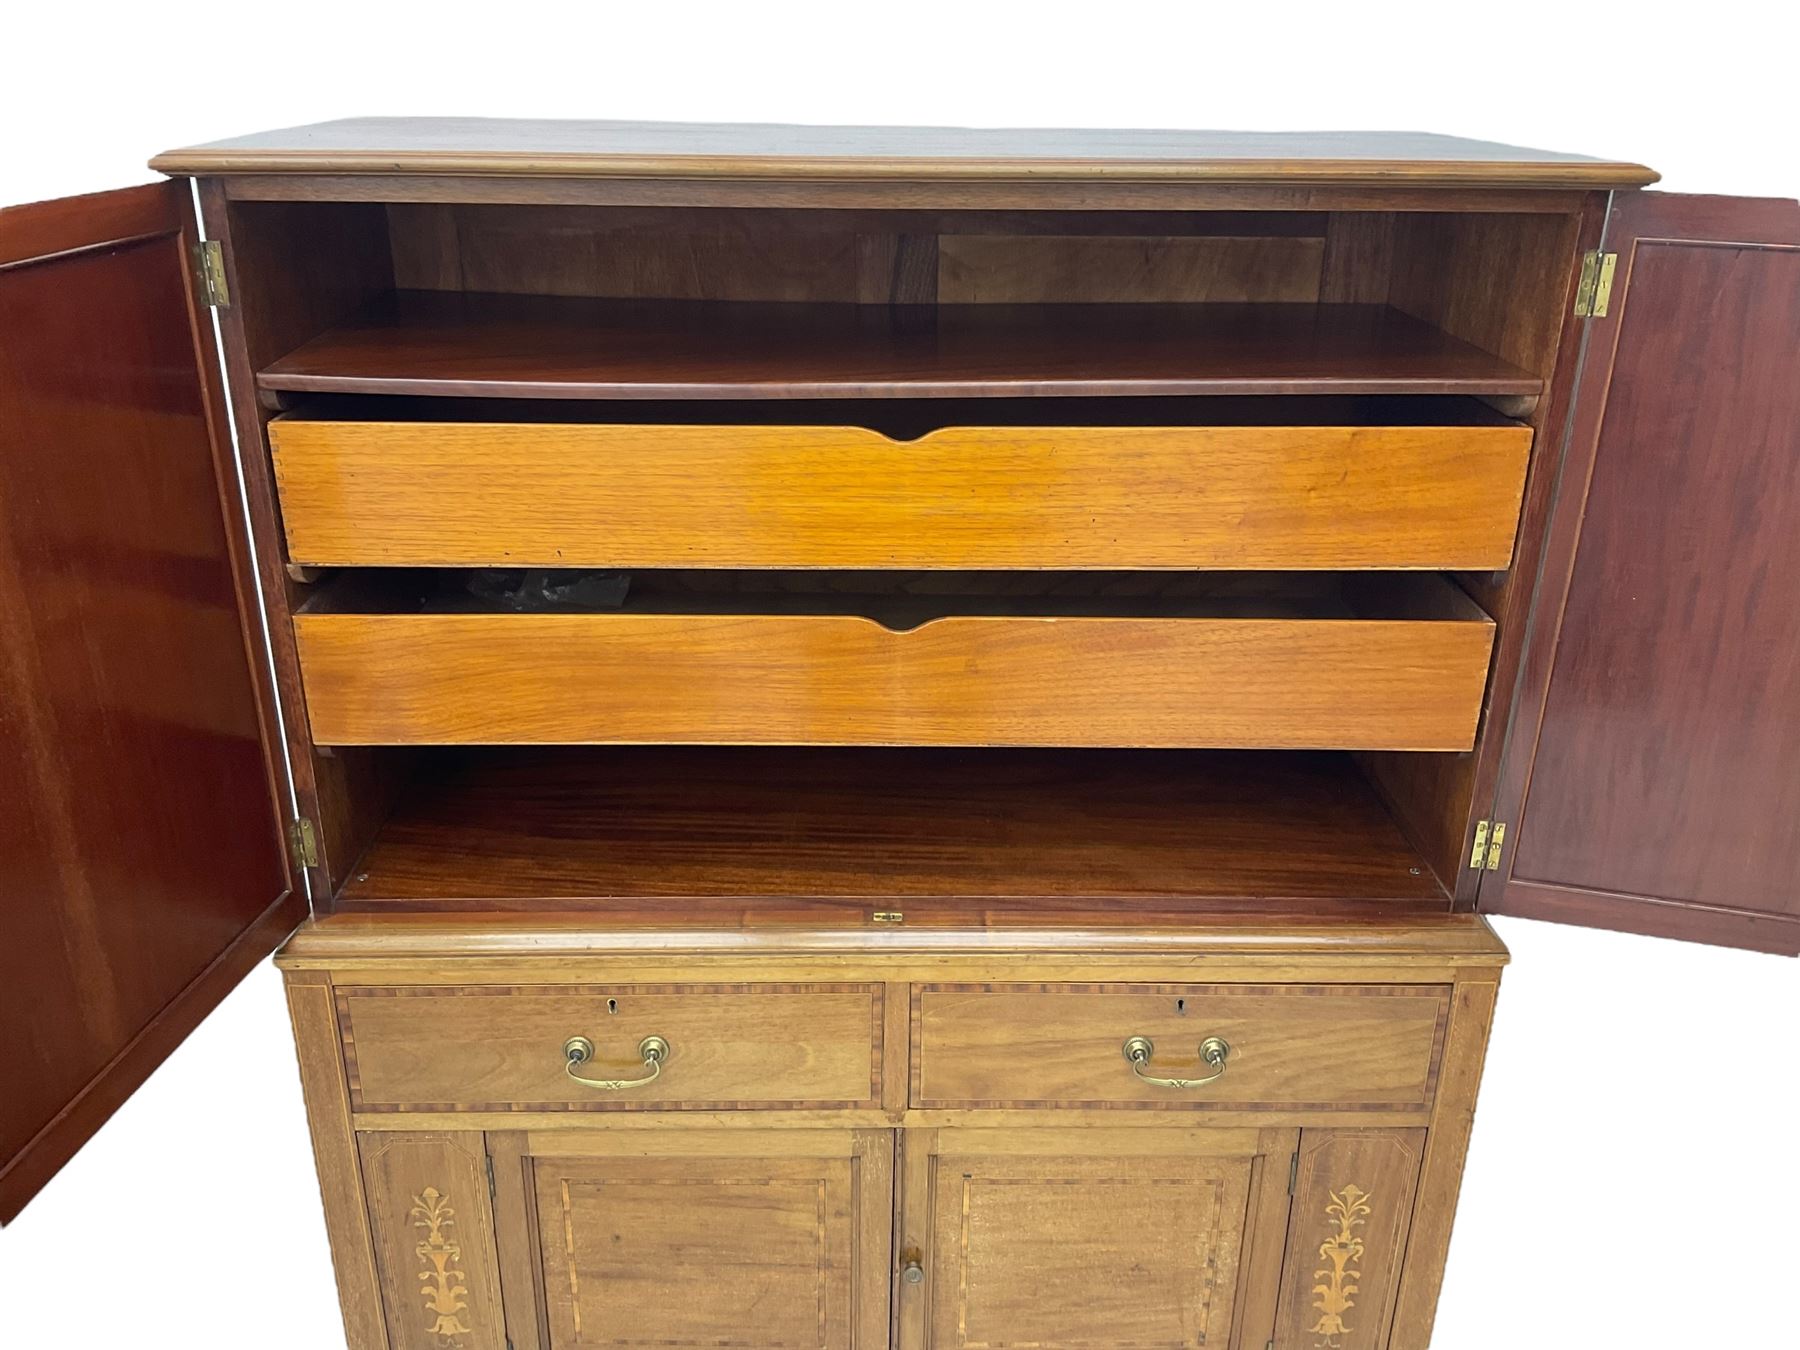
[333,747,1451,913]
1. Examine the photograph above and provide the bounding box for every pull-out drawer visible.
[294,574,1495,749]
[268,404,1531,571]
[911,983,1450,1111]
[337,983,884,1111]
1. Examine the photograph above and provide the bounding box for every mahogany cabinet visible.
[1,120,1795,1349]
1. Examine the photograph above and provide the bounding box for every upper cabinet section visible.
[149,118,1659,190]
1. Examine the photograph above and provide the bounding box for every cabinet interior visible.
[219,195,1585,916]
[332,747,1451,914]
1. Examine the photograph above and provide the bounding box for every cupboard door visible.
[360,1132,508,1350]
[0,183,298,1222]
[898,1127,1296,1350]
[1483,191,1800,954]
[491,1128,892,1350]
[1270,1130,1425,1350]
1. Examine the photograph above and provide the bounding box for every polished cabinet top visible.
[150,117,1659,187]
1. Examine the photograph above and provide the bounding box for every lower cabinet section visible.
[347,1124,1436,1350]
[897,1127,1298,1350]
[284,938,1504,1350]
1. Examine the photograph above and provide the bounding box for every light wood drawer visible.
[268,414,1531,570]
[337,983,884,1112]
[911,984,1449,1111]
[294,576,1494,750]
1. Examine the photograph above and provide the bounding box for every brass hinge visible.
[486,1154,497,1200]
[194,239,230,307]
[286,816,319,870]
[1471,819,1508,871]
[1469,820,1491,869]
[1573,249,1617,318]
[1485,822,1507,872]
[1288,1152,1299,1195]
[872,910,905,925]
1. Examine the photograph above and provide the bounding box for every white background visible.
[2,4,1795,1346]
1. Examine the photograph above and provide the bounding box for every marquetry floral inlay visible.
[1309,1184,1371,1348]
[411,1187,473,1345]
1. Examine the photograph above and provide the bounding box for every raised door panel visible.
[0,183,297,1221]
[1271,1129,1425,1350]
[899,1127,1296,1350]
[498,1129,891,1350]
[1484,192,1800,953]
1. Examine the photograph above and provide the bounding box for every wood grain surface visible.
[257,293,1543,401]
[0,183,296,1222]
[270,413,1529,571]
[150,118,1657,189]
[323,747,1452,909]
[340,983,882,1111]
[357,1132,506,1350]
[526,1129,891,1350]
[293,575,1494,749]
[912,984,1447,1111]
[1483,192,1800,953]
[899,1126,1294,1350]
[1272,1129,1426,1350]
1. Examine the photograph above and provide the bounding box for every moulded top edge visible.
[149,117,1661,189]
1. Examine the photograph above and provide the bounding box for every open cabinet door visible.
[0,183,302,1220]
[1481,191,1800,954]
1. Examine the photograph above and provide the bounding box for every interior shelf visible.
[334,748,1451,913]
[258,292,1543,402]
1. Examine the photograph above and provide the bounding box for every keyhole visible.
[607,998,619,1015]
[1176,998,1187,1015]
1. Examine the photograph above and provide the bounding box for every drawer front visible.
[269,418,1531,571]
[912,984,1449,1110]
[339,983,883,1111]
[295,606,1494,750]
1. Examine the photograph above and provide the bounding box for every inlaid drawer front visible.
[269,416,1531,571]
[338,983,883,1112]
[911,984,1449,1111]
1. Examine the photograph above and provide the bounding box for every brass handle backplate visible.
[1122,1034,1230,1089]
[564,1034,669,1091]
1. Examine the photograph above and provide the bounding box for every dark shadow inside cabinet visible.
[210,194,1587,920]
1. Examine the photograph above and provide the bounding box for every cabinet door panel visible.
[501,1129,891,1350]
[1484,191,1800,953]
[1271,1129,1425,1350]
[360,1131,508,1350]
[900,1127,1295,1350]
[0,183,296,1222]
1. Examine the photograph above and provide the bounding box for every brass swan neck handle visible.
[563,1034,670,1091]
[1121,1035,1231,1089]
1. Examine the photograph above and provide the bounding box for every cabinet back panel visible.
[386,204,1339,306]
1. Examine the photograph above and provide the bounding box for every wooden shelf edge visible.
[276,910,1510,965]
